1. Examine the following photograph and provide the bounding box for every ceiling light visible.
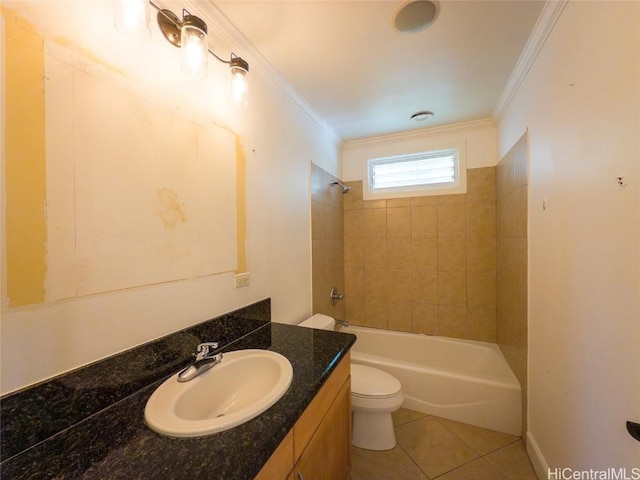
[411,111,434,121]
[393,0,440,34]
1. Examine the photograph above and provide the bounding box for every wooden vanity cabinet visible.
[255,352,351,480]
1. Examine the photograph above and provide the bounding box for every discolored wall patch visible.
[153,188,187,230]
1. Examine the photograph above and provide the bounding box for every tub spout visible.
[335,318,350,328]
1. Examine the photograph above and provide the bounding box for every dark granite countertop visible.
[1,302,356,480]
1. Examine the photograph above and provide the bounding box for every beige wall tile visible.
[467,271,496,308]
[513,186,528,238]
[388,302,412,332]
[387,198,412,208]
[438,271,467,306]
[388,270,412,303]
[387,207,412,239]
[364,208,387,238]
[346,294,365,325]
[438,238,466,272]
[412,303,438,334]
[514,239,527,289]
[411,205,438,238]
[467,238,497,272]
[513,286,528,348]
[496,161,507,200]
[311,201,323,240]
[437,204,466,238]
[365,299,388,328]
[437,193,467,205]
[313,272,331,314]
[344,209,365,239]
[345,268,364,296]
[412,270,438,304]
[513,142,528,190]
[495,133,528,433]
[343,181,364,210]
[388,238,412,271]
[439,306,468,338]
[466,203,496,238]
[412,238,438,271]
[466,167,496,204]
[311,239,324,276]
[411,196,438,206]
[344,238,365,269]
[468,308,497,342]
[365,269,388,300]
[364,199,387,209]
[365,238,388,269]
[311,164,334,206]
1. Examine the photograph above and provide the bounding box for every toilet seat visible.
[351,364,402,399]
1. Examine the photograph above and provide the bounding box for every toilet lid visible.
[351,364,402,398]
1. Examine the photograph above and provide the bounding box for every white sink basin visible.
[144,349,293,437]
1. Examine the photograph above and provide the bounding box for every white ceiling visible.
[214,0,545,140]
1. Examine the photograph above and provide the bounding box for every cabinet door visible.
[294,379,350,480]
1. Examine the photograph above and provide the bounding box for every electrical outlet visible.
[235,272,250,288]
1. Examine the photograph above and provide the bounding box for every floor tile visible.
[395,416,479,478]
[392,407,428,426]
[484,441,537,480]
[434,458,506,479]
[438,417,520,456]
[350,445,428,480]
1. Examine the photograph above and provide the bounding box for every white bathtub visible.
[341,325,521,436]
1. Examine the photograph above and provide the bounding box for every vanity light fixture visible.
[114,0,151,38]
[116,0,250,104]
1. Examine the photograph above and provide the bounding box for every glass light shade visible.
[181,19,208,78]
[229,58,249,107]
[114,0,150,38]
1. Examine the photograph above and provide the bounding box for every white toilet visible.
[298,314,404,450]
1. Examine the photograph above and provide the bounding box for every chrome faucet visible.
[177,342,223,382]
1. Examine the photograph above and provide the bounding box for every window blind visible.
[369,149,457,191]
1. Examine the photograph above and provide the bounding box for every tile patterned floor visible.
[350,408,538,480]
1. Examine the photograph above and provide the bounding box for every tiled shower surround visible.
[311,164,346,320]
[341,167,498,342]
[496,133,528,434]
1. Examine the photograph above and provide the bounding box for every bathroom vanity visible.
[0,300,356,479]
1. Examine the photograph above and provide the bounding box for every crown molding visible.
[181,0,341,145]
[343,118,496,149]
[492,0,569,121]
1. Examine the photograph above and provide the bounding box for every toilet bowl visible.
[298,314,404,450]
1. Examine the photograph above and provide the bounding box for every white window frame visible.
[363,144,467,200]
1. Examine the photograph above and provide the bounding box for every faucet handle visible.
[195,342,220,359]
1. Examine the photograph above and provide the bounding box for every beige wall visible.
[311,164,345,320]
[496,133,528,436]
[498,1,639,472]
[342,167,497,342]
[1,3,340,394]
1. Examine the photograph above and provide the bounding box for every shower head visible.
[330,180,351,194]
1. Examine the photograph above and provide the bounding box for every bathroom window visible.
[364,146,466,200]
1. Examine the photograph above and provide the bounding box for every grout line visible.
[394,440,432,480]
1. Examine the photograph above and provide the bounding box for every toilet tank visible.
[298,314,335,330]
